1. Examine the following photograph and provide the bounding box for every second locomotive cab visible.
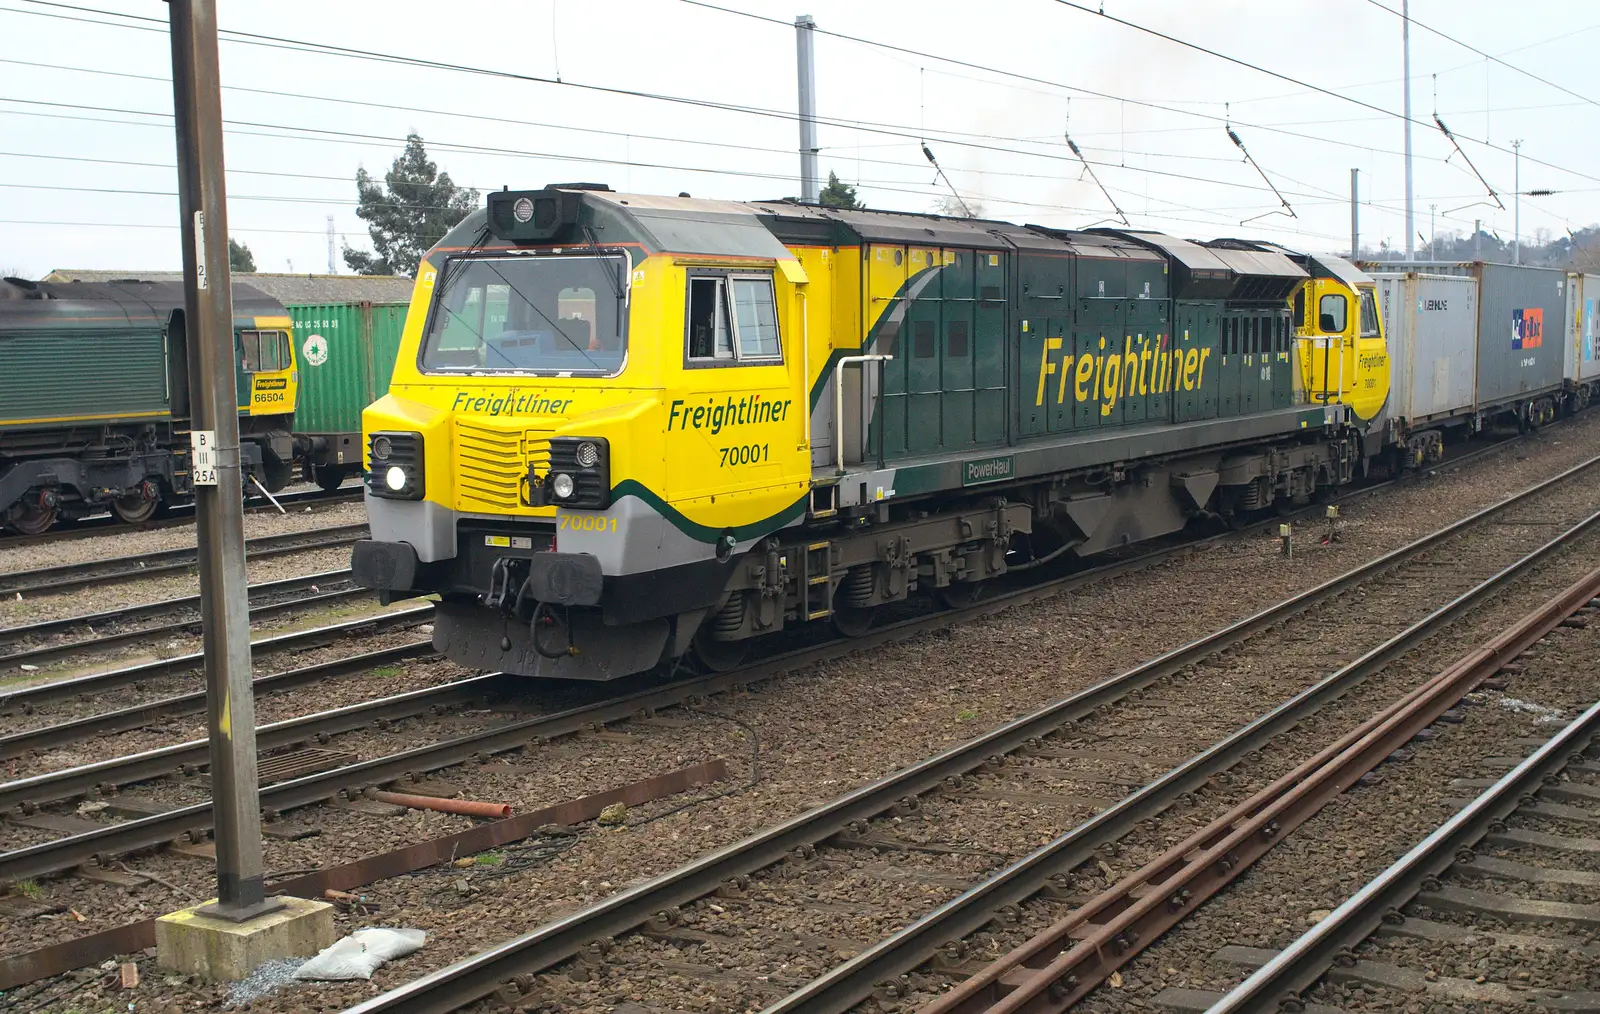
[0,277,298,534]
[351,184,1394,682]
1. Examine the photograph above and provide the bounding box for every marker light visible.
[371,435,393,460]
[552,473,576,499]
[385,466,407,491]
[575,441,601,468]
[513,197,535,223]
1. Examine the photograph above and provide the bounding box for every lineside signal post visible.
[154,0,333,981]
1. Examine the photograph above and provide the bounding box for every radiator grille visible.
[453,421,553,512]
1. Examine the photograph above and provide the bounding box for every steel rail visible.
[0,584,372,671]
[0,521,368,596]
[1204,700,1600,1014]
[338,456,1600,1014]
[0,486,361,552]
[918,563,1600,1014]
[0,640,435,766]
[0,567,357,643]
[0,658,494,814]
[0,603,434,710]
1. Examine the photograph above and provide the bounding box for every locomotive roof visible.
[0,278,284,330]
[750,201,1163,261]
[43,270,415,305]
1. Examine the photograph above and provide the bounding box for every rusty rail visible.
[919,564,1600,1014]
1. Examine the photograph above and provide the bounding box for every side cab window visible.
[686,273,782,366]
[1358,289,1381,338]
[1317,292,1348,335]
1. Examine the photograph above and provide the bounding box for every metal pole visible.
[1429,203,1436,261]
[1475,218,1482,260]
[795,14,819,203]
[1513,139,1522,265]
[168,0,278,922]
[1350,168,1359,260]
[1402,0,1414,259]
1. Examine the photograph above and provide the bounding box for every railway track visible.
[0,567,367,672]
[0,431,1569,983]
[0,441,1564,881]
[1200,698,1600,1014]
[0,602,433,713]
[0,486,363,552]
[302,453,1600,1013]
[0,521,368,597]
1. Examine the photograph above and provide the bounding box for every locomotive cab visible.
[1292,255,1390,425]
[352,186,813,680]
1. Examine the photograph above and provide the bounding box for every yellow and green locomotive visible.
[351,185,1390,680]
[0,277,298,534]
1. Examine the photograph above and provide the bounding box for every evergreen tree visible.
[343,134,478,277]
[228,238,256,273]
[818,171,862,209]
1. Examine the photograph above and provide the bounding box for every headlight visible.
[366,431,423,500]
[529,436,610,509]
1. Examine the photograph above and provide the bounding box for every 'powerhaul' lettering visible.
[669,394,791,436]
[451,391,574,415]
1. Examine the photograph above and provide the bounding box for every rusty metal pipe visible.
[368,790,511,819]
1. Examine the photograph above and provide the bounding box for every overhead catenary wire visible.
[3,0,1589,252]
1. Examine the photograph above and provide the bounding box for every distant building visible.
[39,270,414,305]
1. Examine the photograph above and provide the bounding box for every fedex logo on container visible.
[1512,307,1544,350]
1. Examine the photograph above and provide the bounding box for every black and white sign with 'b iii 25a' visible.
[191,429,218,486]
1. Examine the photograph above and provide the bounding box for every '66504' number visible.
[719,442,769,467]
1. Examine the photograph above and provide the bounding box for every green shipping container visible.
[288,301,408,439]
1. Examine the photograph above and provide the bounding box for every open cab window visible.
[421,253,627,375]
[686,274,781,366]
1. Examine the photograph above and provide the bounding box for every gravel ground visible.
[0,545,360,629]
[0,498,367,577]
[1061,573,1600,1014]
[7,417,1600,1013]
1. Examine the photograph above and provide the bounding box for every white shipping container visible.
[1563,273,1600,385]
[1373,272,1478,426]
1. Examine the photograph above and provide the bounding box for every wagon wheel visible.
[691,625,748,673]
[8,505,56,536]
[830,604,877,638]
[111,493,159,525]
[313,465,346,493]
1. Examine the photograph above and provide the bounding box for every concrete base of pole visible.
[155,896,334,981]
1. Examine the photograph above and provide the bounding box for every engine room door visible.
[1217,315,1241,418]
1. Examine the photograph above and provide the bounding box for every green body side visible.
[0,326,171,430]
[872,246,1298,463]
[287,302,409,435]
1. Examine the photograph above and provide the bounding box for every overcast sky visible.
[3,0,1597,278]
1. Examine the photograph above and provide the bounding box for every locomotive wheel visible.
[8,505,56,536]
[830,604,876,638]
[936,582,984,610]
[313,465,346,492]
[111,494,159,525]
[691,626,748,673]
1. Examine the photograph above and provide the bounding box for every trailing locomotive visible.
[351,185,1393,681]
[0,277,298,534]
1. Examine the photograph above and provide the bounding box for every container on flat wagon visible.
[1563,272,1600,387]
[1371,271,1477,427]
[1360,261,1567,409]
[287,300,408,469]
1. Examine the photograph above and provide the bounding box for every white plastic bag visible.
[294,927,426,981]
